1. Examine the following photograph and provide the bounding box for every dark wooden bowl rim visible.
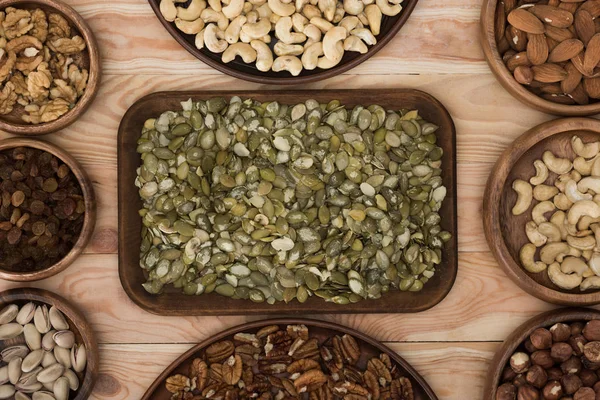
[0,0,101,136]
[480,0,600,116]
[148,0,419,85]
[0,287,99,400]
[0,137,97,281]
[141,317,438,400]
[483,307,600,399]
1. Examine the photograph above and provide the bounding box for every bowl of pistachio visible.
[0,0,101,135]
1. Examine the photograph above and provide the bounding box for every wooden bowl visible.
[483,118,600,305]
[0,137,96,281]
[480,0,600,116]
[148,0,419,85]
[483,307,600,399]
[0,287,99,399]
[141,318,438,399]
[0,0,101,135]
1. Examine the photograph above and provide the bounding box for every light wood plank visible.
[89,342,496,400]
[0,251,559,344]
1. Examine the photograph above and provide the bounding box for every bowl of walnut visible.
[0,0,100,135]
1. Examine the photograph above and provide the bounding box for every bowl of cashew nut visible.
[150,0,418,83]
[484,118,600,306]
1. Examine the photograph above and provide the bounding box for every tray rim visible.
[118,89,458,315]
[140,317,439,400]
[147,0,420,85]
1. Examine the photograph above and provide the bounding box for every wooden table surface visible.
[0,0,574,398]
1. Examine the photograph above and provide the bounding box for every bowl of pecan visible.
[0,137,96,281]
[484,308,600,400]
[0,0,100,135]
[481,0,600,116]
[141,319,438,400]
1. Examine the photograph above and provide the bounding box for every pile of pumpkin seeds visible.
[135,97,451,304]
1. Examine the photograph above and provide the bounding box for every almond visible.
[572,51,588,75]
[527,33,549,65]
[548,38,584,62]
[547,37,560,52]
[583,33,600,75]
[507,8,545,34]
[503,49,517,63]
[539,83,563,94]
[514,65,534,84]
[584,76,600,97]
[495,3,507,43]
[532,63,568,82]
[506,51,532,71]
[561,62,583,93]
[545,25,575,42]
[575,9,595,45]
[506,25,528,52]
[542,93,576,104]
[498,36,510,54]
[579,0,600,19]
[559,2,581,15]
[530,5,574,29]
[504,0,517,14]
[568,82,590,104]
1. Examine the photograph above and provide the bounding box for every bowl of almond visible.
[481,0,600,116]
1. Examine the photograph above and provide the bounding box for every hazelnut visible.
[530,328,553,350]
[547,367,563,380]
[552,342,574,363]
[585,342,600,363]
[531,350,554,369]
[574,387,595,400]
[580,368,599,387]
[503,365,518,382]
[584,321,600,341]
[551,323,572,343]
[571,335,588,356]
[514,374,527,387]
[573,322,585,336]
[517,384,539,400]
[582,355,600,371]
[496,382,517,400]
[511,352,531,374]
[593,380,600,393]
[561,356,583,375]
[542,380,563,400]
[526,365,548,388]
[562,374,583,395]
[524,338,537,354]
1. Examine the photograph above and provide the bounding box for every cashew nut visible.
[292,13,308,32]
[339,16,361,32]
[303,24,322,46]
[350,27,376,45]
[269,0,296,16]
[578,177,600,194]
[554,193,573,211]
[593,158,600,177]
[520,243,547,273]
[332,3,344,23]
[160,0,178,22]
[567,235,597,251]
[583,250,594,262]
[175,17,206,34]
[296,0,310,12]
[375,0,402,16]
[548,262,582,289]
[195,28,206,49]
[568,200,600,225]
[572,136,600,159]
[565,179,593,203]
[344,35,368,53]
[538,221,562,242]
[581,276,600,291]
[222,42,257,62]
[272,55,303,75]
[529,159,548,186]
[303,5,322,19]
[322,26,347,62]
[241,18,272,39]
[246,10,259,22]
[250,40,274,71]
[512,179,533,216]
[317,51,341,68]
[343,0,364,15]
[204,23,228,53]
[589,252,600,276]
[208,0,222,11]
[526,221,548,247]
[274,42,304,56]
[222,0,245,19]
[318,0,337,21]
[178,0,207,20]
[364,4,382,35]
[301,41,323,69]
[202,9,230,30]
[532,201,556,224]
[561,256,589,276]
[275,17,307,44]
[310,17,335,33]
[550,211,569,240]
[573,155,600,176]
[543,151,572,175]
[533,184,558,201]
[578,215,600,231]
[557,246,582,262]
[540,242,570,264]
[225,15,247,43]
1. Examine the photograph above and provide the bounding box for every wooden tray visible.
[140,318,439,400]
[147,0,419,85]
[483,307,600,399]
[483,118,600,305]
[117,89,457,315]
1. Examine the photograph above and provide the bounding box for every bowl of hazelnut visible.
[484,308,600,400]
